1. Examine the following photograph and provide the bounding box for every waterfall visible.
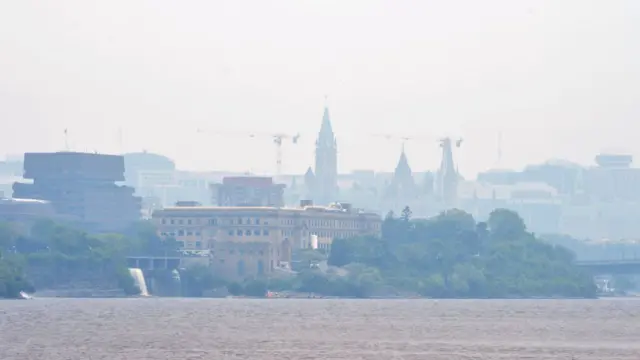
[128,268,150,297]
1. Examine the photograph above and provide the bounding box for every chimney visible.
[300,199,313,207]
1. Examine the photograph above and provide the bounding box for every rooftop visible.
[154,203,379,217]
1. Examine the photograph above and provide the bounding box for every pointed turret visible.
[304,167,315,186]
[435,137,461,209]
[385,146,416,198]
[394,145,413,181]
[304,167,316,200]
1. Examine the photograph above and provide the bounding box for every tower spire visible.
[318,103,334,143]
[314,100,338,205]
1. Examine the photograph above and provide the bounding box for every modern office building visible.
[210,176,286,207]
[12,152,141,232]
[152,201,382,279]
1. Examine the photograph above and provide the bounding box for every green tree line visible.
[0,219,179,298]
[319,208,596,298]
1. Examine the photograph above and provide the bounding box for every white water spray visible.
[128,268,150,296]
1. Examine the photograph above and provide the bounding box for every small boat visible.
[19,291,33,300]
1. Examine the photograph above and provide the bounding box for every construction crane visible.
[370,133,434,151]
[196,128,300,176]
[265,132,300,176]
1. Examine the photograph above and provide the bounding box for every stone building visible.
[152,201,382,280]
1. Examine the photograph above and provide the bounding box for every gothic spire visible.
[385,146,415,198]
[319,106,334,142]
[394,146,412,180]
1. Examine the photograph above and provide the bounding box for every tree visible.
[315,208,595,299]
[0,222,17,251]
[400,206,412,222]
[0,250,33,298]
[180,264,222,297]
[487,209,526,240]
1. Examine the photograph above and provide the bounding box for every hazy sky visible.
[1,1,639,177]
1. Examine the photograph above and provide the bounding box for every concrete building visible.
[210,176,285,207]
[152,201,382,279]
[12,152,141,232]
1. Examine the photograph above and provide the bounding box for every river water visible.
[1,298,639,359]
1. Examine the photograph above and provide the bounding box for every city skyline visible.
[1,1,639,177]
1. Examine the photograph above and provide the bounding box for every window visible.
[170,219,175,225]
[228,230,234,236]
[255,218,261,224]
[187,219,192,225]
[187,231,193,236]
[195,241,202,248]
[238,218,243,224]
[161,219,166,224]
[178,230,185,236]
[247,218,251,225]
[179,219,184,225]
[209,218,217,225]
[195,231,201,236]
[253,230,260,236]
[245,230,251,236]
[237,230,243,236]
[263,230,269,236]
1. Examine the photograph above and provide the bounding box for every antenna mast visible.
[64,128,69,151]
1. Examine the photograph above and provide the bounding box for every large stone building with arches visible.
[152,202,381,280]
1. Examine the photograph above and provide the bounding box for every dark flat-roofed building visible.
[12,152,141,232]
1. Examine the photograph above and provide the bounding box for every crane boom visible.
[197,128,300,175]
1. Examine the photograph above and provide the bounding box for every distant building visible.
[123,151,176,189]
[210,176,285,207]
[0,197,56,218]
[0,198,69,234]
[152,201,382,279]
[12,152,141,233]
[306,105,339,205]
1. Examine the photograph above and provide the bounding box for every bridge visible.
[575,259,640,275]
[126,256,182,271]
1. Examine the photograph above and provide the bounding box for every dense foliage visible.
[0,250,34,298]
[275,208,596,298]
[0,219,178,297]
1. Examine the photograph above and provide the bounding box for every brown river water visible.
[1,298,639,359]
